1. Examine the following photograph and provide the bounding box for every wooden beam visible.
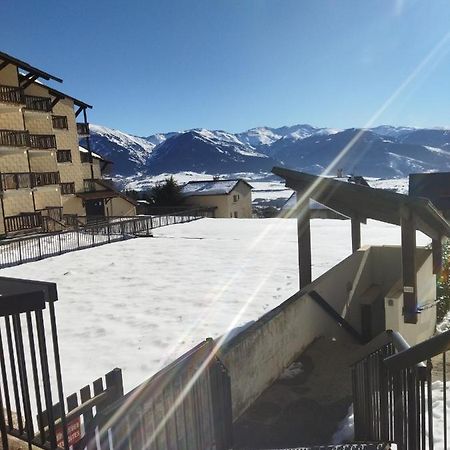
[75,105,84,117]
[20,73,39,89]
[50,95,63,110]
[351,217,361,253]
[401,209,418,324]
[432,237,443,275]
[297,194,312,289]
[0,60,10,72]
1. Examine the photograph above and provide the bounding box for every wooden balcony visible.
[31,171,60,187]
[29,134,57,149]
[0,129,29,147]
[0,85,24,105]
[77,122,89,136]
[24,95,51,112]
[0,172,60,190]
[0,173,32,190]
[52,115,68,130]
[4,212,43,233]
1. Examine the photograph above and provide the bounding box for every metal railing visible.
[29,134,57,150]
[0,130,29,147]
[0,208,215,268]
[351,329,450,450]
[76,122,89,136]
[24,95,51,112]
[0,85,24,104]
[0,276,67,450]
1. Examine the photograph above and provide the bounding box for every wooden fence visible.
[0,208,215,269]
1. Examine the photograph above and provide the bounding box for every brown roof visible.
[273,166,450,240]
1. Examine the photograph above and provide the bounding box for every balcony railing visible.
[32,171,60,187]
[0,85,24,105]
[77,122,89,136]
[29,134,57,149]
[0,172,60,190]
[4,212,43,233]
[83,179,97,192]
[24,95,51,112]
[0,173,32,190]
[52,115,68,130]
[0,129,29,147]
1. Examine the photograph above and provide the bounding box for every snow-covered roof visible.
[181,179,253,197]
[79,146,106,162]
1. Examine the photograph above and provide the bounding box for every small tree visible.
[151,177,184,206]
[437,239,450,323]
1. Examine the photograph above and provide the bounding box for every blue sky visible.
[2,0,450,135]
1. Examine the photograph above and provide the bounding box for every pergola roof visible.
[0,50,63,83]
[272,167,450,240]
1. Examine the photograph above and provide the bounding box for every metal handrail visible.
[384,328,450,371]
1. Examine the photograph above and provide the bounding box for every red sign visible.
[56,417,82,448]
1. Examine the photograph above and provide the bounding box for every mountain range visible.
[86,124,450,180]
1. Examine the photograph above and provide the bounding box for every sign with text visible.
[56,417,82,448]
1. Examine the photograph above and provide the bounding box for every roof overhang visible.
[0,50,62,83]
[272,167,450,241]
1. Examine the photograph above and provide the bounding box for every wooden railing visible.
[0,172,60,190]
[76,122,89,136]
[52,115,68,130]
[24,95,51,112]
[0,173,32,190]
[0,129,29,147]
[32,171,60,187]
[29,134,57,149]
[0,85,24,104]
[4,212,43,233]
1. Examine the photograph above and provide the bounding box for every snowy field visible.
[1,218,431,399]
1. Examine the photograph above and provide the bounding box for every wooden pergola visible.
[273,167,450,324]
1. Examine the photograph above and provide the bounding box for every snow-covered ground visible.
[1,218,430,398]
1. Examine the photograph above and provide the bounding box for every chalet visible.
[180,179,253,218]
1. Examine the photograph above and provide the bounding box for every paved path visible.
[233,327,362,448]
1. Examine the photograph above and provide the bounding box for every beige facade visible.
[0,51,136,236]
[182,180,253,218]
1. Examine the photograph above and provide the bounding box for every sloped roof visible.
[181,179,253,197]
[79,146,110,163]
[0,50,62,83]
[273,167,450,240]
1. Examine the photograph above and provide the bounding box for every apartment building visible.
[0,51,136,236]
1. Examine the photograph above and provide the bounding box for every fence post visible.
[107,223,111,243]
[18,240,23,264]
[58,233,62,255]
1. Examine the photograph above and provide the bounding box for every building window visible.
[57,149,72,163]
[233,194,239,202]
[234,211,238,218]
[60,182,75,195]
[52,115,69,130]
[80,152,91,163]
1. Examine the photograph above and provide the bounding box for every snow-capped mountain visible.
[87,123,450,180]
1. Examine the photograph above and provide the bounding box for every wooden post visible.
[432,237,443,275]
[401,209,418,324]
[297,194,312,289]
[351,216,361,253]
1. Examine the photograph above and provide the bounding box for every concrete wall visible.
[385,250,436,345]
[221,245,437,420]
[220,249,365,419]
